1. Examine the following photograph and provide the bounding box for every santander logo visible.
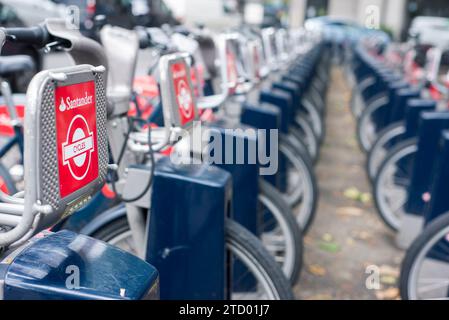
[59,92,93,112]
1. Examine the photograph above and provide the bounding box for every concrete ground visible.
[294,67,404,300]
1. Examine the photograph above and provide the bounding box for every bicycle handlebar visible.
[1,25,52,48]
[2,19,108,71]
[0,20,108,248]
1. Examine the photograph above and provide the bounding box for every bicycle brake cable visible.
[112,117,156,203]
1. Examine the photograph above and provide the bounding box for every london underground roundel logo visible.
[55,81,99,198]
[171,62,196,126]
[62,114,94,180]
[177,79,193,119]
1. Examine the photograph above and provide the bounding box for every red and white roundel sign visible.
[55,81,98,198]
[227,50,238,92]
[171,62,196,126]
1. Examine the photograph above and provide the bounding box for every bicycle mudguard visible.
[147,157,232,299]
[0,230,159,300]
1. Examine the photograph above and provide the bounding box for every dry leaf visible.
[322,233,334,242]
[360,193,372,204]
[308,264,327,277]
[380,275,397,285]
[352,230,372,241]
[303,236,314,246]
[375,287,399,300]
[306,294,333,300]
[336,206,363,217]
[379,265,400,277]
[346,237,355,246]
[344,187,360,200]
[319,241,341,253]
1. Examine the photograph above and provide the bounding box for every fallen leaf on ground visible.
[352,230,372,241]
[379,265,400,277]
[360,193,372,204]
[375,287,399,300]
[344,187,360,200]
[319,241,341,253]
[303,236,314,246]
[343,188,373,204]
[306,294,333,300]
[336,206,363,217]
[393,256,403,265]
[346,237,355,246]
[308,264,327,276]
[322,233,334,242]
[380,275,397,285]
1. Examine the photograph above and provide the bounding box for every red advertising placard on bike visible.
[171,62,196,126]
[55,81,99,198]
[227,50,238,93]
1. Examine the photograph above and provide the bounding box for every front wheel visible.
[290,120,319,163]
[367,123,406,182]
[279,141,318,232]
[94,216,295,300]
[400,211,449,300]
[226,219,295,300]
[259,179,303,284]
[298,98,324,142]
[356,95,389,152]
[374,139,417,231]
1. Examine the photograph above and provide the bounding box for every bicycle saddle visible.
[0,55,34,76]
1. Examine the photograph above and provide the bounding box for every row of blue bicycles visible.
[349,35,449,299]
[0,17,330,300]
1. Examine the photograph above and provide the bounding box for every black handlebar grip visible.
[1,25,50,48]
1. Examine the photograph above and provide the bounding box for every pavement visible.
[293,67,404,300]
